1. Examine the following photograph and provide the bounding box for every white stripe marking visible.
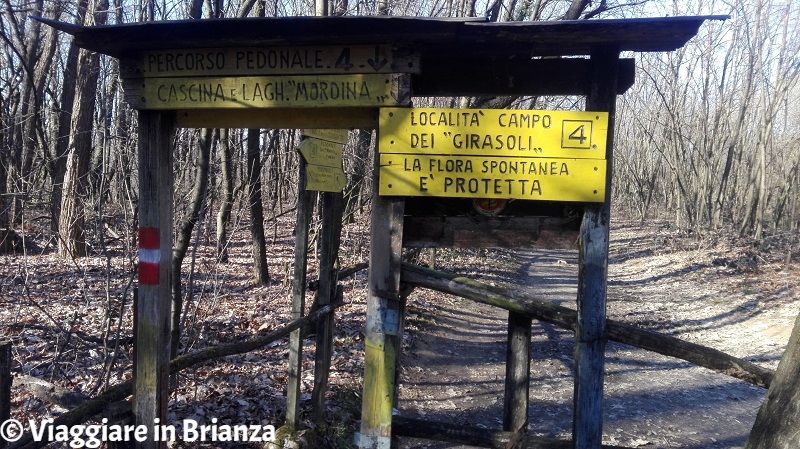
[139,249,160,264]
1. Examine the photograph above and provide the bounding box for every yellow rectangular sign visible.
[298,138,343,168]
[302,129,350,144]
[133,74,400,110]
[307,165,346,192]
[130,45,419,77]
[379,107,608,159]
[379,154,606,202]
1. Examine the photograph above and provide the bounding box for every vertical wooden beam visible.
[503,312,531,432]
[134,111,174,449]
[573,46,619,449]
[0,340,11,449]
[312,190,344,423]
[356,144,405,449]
[287,157,312,430]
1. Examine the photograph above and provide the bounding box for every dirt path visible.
[395,222,798,449]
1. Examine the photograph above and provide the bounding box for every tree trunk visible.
[57,0,108,259]
[171,128,213,359]
[246,128,270,284]
[216,128,233,263]
[10,0,44,226]
[746,311,800,449]
[0,95,9,252]
[345,129,371,220]
[50,0,88,232]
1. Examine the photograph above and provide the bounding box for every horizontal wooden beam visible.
[400,263,775,389]
[176,107,377,129]
[402,216,579,249]
[413,58,635,97]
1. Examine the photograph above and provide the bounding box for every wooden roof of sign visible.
[36,15,724,128]
[38,15,724,58]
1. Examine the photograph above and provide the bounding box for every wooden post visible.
[312,190,344,423]
[356,145,405,449]
[503,312,531,432]
[573,46,619,449]
[287,157,312,429]
[0,340,11,449]
[134,111,174,449]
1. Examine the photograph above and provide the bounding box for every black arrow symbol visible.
[367,46,388,72]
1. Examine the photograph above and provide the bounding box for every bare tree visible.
[216,128,234,262]
[171,128,214,359]
[58,0,109,258]
[246,129,270,284]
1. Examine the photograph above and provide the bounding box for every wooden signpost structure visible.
[41,14,720,449]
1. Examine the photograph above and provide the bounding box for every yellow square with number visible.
[561,120,593,149]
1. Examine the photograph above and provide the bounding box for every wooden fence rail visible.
[400,263,774,389]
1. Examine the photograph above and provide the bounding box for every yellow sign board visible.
[379,108,608,159]
[379,154,606,202]
[131,45,418,77]
[132,74,400,110]
[302,129,350,144]
[307,165,347,192]
[299,138,344,168]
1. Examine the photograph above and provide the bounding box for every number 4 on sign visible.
[561,120,593,149]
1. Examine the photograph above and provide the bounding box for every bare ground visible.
[396,220,799,449]
[1,213,798,449]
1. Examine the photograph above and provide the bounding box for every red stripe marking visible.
[139,262,159,285]
[139,228,160,285]
[139,227,159,250]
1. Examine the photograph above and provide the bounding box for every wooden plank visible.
[413,58,636,96]
[134,111,175,449]
[357,141,406,449]
[404,196,582,219]
[301,128,350,144]
[122,45,420,78]
[177,108,377,129]
[379,108,609,158]
[400,263,774,389]
[306,165,347,192]
[573,47,619,449]
[402,216,579,249]
[379,154,606,202]
[312,191,344,423]
[298,138,345,168]
[286,159,313,430]
[0,340,10,449]
[503,312,531,433]
[124,73,408,110]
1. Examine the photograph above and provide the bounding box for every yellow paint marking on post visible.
[298,138,344,168]
[379,154,606,202]
[132,45,418,77]
[302,129,350,144]
[307,165,346,192]
[379,107,608,159]
[137,74,398,109]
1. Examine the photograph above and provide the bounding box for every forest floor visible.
[1,208,798,448]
